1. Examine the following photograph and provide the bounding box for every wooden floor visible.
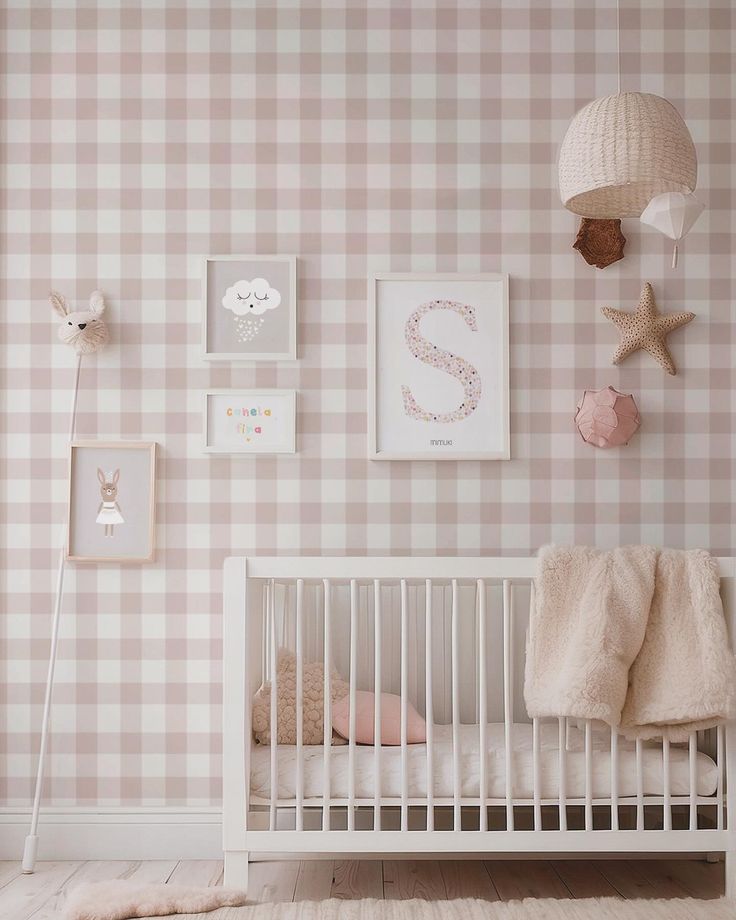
[0,857,724,918]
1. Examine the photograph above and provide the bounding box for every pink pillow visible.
[332,690,426,745]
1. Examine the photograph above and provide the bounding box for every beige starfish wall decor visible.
[601,282,695,376]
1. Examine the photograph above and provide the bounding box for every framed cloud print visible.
[369,273,509,460]
[202,254,297,361]
[203,389,296,454]
[67,441,157,563]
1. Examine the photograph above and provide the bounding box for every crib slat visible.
[689,731,698,830]
[348,579,358,832]
[663,738,672,831]
[584,719,593,831]
[322,579,331,831]
[527,579,540,833]
[295,579,304,831]
[635,738,644,831]
[557,717,567,830]
[502,579,514,831]
[409,585,419,719]
[373,579,382,832]
[425,579,434,832]
[400,578,409,832]
[610,727,619,831]
[280,583,289,647]
[269,579,278,832]
[261,587,268,680]
[478,579,488,832]
[717,724,725,831]
[532,717,541,831]
[529,584,541,832]
[451,578,461,831]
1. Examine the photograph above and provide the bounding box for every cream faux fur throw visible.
[63,880,247,920]
[524,545,736,741]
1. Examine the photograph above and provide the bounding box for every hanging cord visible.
[616,0,622,94]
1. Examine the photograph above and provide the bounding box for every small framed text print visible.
[67,441,157,563]
[368,273,510,460]
[203,390,297,454]
[201,255,297,362]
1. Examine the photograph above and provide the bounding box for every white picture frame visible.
[203,389,297,454]
[368,273,510,460]
[67,441,157,563]
[201,254,297,362]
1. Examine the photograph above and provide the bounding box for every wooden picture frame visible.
[368,272,510,460]
[203,389,297,455]
[201,254,298,362]
[67,441,157,563]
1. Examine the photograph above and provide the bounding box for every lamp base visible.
[22,834,38,873]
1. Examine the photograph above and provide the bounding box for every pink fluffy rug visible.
[63,880,248,920]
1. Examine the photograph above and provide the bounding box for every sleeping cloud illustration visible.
[221,278,282,344]
[222,278,282,316]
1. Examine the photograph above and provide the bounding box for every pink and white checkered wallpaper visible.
[1,1,733,806]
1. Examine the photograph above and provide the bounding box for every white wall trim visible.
[0,808,223,860]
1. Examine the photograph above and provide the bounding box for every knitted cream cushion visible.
[558,92,697,218]
[252,649,349,745]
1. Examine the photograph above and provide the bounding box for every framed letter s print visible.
[368,273,509,460]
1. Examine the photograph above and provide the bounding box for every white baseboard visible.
[0,808,223,861]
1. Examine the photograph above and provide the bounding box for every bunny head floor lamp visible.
[21,291,109,873]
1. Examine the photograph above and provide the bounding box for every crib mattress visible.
[249,721,719,801]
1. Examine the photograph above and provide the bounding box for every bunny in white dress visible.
[96,469,125,537]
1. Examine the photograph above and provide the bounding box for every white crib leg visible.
[726,851,736,899]
[224,850,250,893]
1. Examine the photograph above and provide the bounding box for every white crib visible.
[222,556,736,894]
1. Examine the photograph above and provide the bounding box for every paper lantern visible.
[640,191,704,268]
[558,93,697,218]
[575,386,640,449]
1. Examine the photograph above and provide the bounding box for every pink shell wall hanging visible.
[575,386,640,449]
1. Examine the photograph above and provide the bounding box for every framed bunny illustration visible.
[67,441,156,562]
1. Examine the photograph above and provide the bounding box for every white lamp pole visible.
[22,354,82,873]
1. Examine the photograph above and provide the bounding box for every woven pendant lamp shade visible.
[558,92,697,218]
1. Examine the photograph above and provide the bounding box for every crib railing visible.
[256,573,725,834]
[222,557,736,890]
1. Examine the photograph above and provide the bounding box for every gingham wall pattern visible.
[0,1,733,806]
